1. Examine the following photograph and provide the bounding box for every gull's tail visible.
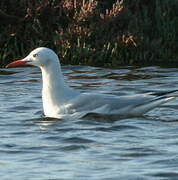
[130,90,178,115]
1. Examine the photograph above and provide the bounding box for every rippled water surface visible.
[1,65,178,180]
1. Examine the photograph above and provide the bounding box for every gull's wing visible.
[66,92,176,116]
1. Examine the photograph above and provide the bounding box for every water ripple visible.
[1,65,178,180]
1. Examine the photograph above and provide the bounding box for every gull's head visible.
[6,47,59,68]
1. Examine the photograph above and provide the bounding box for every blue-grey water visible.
[1,65,178,180]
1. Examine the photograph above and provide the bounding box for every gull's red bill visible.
[6,60,27,68]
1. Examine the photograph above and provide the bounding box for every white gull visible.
[6,47,177,118]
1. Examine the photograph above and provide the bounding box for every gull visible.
[6,47,177,119]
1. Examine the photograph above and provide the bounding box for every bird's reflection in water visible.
[34,116,63,129]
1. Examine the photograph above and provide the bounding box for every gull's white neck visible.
[40,60,78,116]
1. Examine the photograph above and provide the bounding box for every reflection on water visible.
[1,65,178,180]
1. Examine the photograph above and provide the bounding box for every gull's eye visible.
[33,53,38,58]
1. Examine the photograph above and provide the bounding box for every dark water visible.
[1,65,178,180]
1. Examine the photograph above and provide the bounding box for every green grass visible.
[0,0,178,67]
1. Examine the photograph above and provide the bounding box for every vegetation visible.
[0,0,178,67]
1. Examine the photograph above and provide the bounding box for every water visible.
[1,65,178,180]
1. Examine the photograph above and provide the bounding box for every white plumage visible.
[6,47,177,118]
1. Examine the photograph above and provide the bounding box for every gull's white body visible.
[7,47,176,118]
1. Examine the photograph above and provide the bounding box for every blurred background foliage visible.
[0,0,178,67]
